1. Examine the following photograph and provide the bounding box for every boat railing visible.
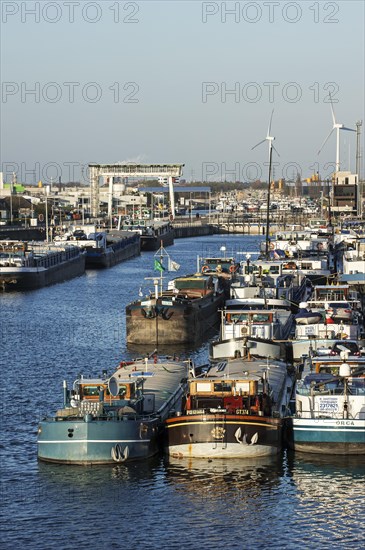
[295,408,364,420]
[296,386,345,397]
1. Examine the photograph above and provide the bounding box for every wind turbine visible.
[252,109,280,259]
[318,93,356,173]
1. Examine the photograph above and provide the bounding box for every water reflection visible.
[286,451,365,548]
[163,454,284,506]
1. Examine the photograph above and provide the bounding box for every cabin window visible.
[235,382,250,394]
[251,314,271,323]
[82,386,100,397]
[196,382,212,393]
[231,314,248,322]
[214,382,232,393]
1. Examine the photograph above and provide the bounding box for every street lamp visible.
[45,186,49,242]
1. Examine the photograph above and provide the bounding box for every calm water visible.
[1,235,364,549]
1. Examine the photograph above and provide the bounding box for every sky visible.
[1,0,364,185]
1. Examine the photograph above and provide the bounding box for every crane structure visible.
[88,163,184,218]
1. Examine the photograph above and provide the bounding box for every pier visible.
[171,211,321,238]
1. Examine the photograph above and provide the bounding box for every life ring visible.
[229,265,237,273]
[202,265,210,273]
[269,243,275,250]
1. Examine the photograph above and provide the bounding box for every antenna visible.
[317,93,356,173]
[251,109,280,259]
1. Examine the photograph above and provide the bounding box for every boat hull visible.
[126,294,224,345]
[0,252,85,291]
[286,418,365,455]
[38,416,161,464]
[85,234,140,268]
[210,336,285,361]
[165,414,283,458]
[140,227,174,251]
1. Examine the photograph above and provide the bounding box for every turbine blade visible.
[318,128,334,155]
[251,138,267,150]
[341,126,356,132]
[272,143,280,157]
[267,109,274,137]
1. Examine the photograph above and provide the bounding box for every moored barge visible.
[0,240,86,291]
[126,273,225,345]
[38,355,189,464]
[165,356,296,458]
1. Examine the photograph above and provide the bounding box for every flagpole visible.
[159,240,163,295]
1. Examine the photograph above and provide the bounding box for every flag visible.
[154,259,165,272]
[169,259,180,272]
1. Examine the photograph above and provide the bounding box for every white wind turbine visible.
[252,109,279,259]
[318,93,355,173]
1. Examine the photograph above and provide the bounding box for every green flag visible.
[154,259,165,272]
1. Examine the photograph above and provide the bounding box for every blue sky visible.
[1,0,364,184]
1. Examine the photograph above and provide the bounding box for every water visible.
[1,235,364,549]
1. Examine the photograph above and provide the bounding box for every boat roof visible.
[203,357,287,380]
[196,358,289,403]
[226,298,291,308]
[76,357,189,411]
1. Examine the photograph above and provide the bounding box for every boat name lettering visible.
[161,300,173,306]
[235,409,249,415]
[304,325,316,335]
[141,301,152,306]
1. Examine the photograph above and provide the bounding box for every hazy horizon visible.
[1,1,364,185]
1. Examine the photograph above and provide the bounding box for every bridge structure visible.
[88,163,184,218]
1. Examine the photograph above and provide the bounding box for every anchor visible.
[111,444,130,463]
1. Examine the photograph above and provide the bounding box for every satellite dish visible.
[108,376,119,397]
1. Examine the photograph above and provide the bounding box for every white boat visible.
[287,353,365,455]
[292,285,365,361]
[210,307,293,361]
